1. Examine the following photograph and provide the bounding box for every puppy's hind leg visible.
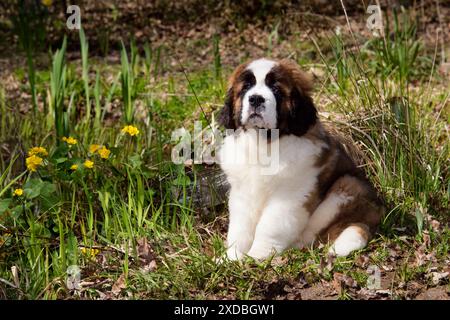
[328,223,370,257]
[310,175,383,257]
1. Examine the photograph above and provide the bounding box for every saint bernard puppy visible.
[218,58,384,260]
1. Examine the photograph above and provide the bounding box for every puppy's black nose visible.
[249,95,265,109]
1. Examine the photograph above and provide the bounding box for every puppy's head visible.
[219,58,317,136]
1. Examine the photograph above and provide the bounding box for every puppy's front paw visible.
[226,247,244,261]
[301,230,316,246]
[214,247,245,264]
[246,247,273,261]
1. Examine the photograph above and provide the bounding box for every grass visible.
[79,27,90,123]
[0,7,448,299]
[11,0,48,115]
[50,37,68,141]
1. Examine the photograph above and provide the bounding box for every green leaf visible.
[172,175,191,187]
[51,143,70,158]
[128,154,142,169]
[40,181,57,196]
[39,181,59,210]
[55,157,68,164]
[0,198,12,214]
[24,178,44,199]
[415,205,424,235]
[23,178,59,210]
[66,231,79,266]
[11,204,26,220]
[31,222,52,238]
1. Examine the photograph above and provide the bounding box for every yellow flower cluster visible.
[81,247,100,258]
[26,146,48,172]
[84,160,94,169]
[121,125,140,136]
[89,144,111,159]
[13,188,23,197]
[62,136,78,145]
[28,146,48,157]
[41,0,53,6]
[70,144,110,172]
[26,154,43,172]
[98,146,111,159]
[89,144,101,153]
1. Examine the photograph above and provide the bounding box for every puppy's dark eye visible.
[271,85,281,96]
[242,82,252,90]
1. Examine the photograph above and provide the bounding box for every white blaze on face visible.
[241,59,278,129]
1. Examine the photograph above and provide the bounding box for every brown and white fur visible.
[218,58,384,260]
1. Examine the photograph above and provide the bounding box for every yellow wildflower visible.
[62,136,77,145]
[84,160,94,169]
[70,164,78,171]
[26,155,43,172]
[13,188,23,197]
[98,146,111,159]
[81,247,100,258]
[28,146,48,157]
[41,0,53,6]
[121,125,140,136]
[89,144,101,154]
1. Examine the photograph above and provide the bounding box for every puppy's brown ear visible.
[218,88,236,129]
[279,59,314,96]
[278,59,317,136]
[287,87,317,136]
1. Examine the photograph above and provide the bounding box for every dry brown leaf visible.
[141,260,157,273]
[136,238,157,273]
[414,245,437,267]
[381,265,394,271]
[438,62,450,77]
[357,288,378,299]
[111,273,126,296]
[375,289,392,296]
[356,254,370,268]
[332,272,358,295]
[271,256,288,267]
[422,231,431,248]
[428,272,449,286]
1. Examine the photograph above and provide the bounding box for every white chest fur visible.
[219,131,325,260]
